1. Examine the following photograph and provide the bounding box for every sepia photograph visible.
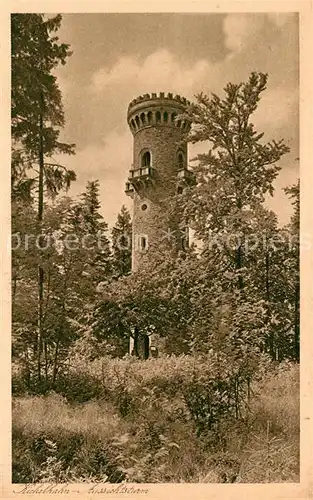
[8,7,304,491]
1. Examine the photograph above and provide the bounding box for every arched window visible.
[140,113,146,125]
[164,111,168,123]
[147,111,153,124]
[135,115,140,128]
[141,150,151,167]
[156,111,161,123]
[171,112,177,124]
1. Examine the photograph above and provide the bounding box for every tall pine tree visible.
[11,14,76,382]
[111,205,132,277]
[79,180,112,282]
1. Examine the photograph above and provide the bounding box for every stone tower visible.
[125,92,194,358]
[125,92,194,272]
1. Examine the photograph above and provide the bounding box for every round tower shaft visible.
[125,92,193,271]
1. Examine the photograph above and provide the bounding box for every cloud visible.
[253,87,299,134]
[267,13,296,28]
[90,49,211,98]
[223,13,297,56]
[223,14,265,54]
[79,15,298,147]
[58,130,133,227]
[90,45,298,141]
[61,13,298,227]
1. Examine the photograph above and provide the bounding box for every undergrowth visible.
[12,356,299,483]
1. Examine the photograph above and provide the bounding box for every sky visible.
[53,12,299,228]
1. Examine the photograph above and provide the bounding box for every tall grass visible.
[237,360,299,482]
[12,357,299,483]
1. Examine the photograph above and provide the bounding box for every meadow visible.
[12,355,299,483]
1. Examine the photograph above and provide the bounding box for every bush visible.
[55,372,102,403]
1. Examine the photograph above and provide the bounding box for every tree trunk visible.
[265,249,274,359]
[44,340,48,385]
[132,327,140,357]
[24,346,31,388]
[52,339,60,386]
[235,196,244,294]
[37,93,45,384]
[37,266,44,383]
[12,274,17,305]
[236,244,244,293]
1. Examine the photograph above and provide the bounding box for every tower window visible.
[135,115,140,128]
[140,113,146,125]
[147,111,152,124]
[140,236,147,251]
[141,150,151,167]
[156,111,161,123]
[164,111,168,123]
[171,113,177,123]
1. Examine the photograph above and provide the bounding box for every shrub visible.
[55,372,102,403]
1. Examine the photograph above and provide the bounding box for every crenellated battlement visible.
[128,92,191,110]
[127,92,191,134]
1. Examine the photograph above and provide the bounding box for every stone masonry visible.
[125,92,194,357]
[126,92,192,271]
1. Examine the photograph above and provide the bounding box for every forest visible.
[12,14,299,483]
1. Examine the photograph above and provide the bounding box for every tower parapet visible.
[127,92,191,135]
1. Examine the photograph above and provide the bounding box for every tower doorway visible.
[133,333,150,360]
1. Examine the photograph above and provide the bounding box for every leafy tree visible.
[283,179,300,360]
[12,185,113,387]
[175,72,293,360]
[182,72,289,294]
[111,205,132,277]
[284,179,299,233]
[93,251,195,358]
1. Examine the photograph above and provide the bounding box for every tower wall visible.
[126,92,191,271]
